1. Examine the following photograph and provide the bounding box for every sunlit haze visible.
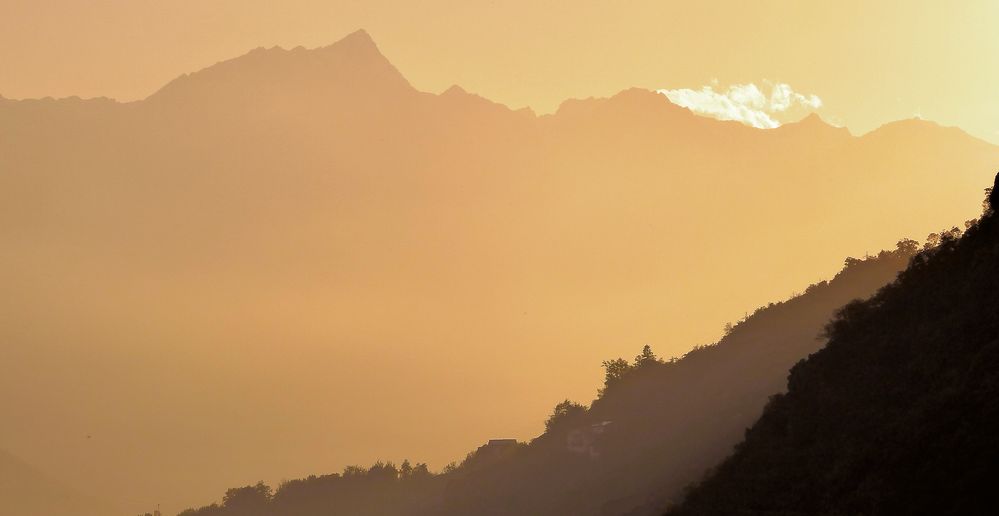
[2,2,999,515]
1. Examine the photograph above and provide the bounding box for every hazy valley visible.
[2,29,998,515]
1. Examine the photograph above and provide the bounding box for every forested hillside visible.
[666,180,999,515]
[177,242,917,516]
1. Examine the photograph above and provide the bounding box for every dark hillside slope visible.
[667,181,999,515]
[177,245,917,516]
[436,244,917,516]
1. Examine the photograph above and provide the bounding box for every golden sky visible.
[1,0,997,141]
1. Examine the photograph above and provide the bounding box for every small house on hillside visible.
[567,421,613,459]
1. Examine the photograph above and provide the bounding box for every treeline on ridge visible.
[171,240,924,516]
[664,184,999,515]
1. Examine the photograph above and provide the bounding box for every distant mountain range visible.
[1,29,997,514]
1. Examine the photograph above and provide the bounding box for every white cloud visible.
[657,82,822,129]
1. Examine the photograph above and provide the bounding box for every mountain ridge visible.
[0,30,991,145]
[144,29,413,107]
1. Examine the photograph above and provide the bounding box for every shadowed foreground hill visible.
[666,183,999,515]
[430,243,917,516]
[178,243,916,516]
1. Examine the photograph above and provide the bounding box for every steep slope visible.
[0,449,112,516]
[3,30,999,512]
[177,243,915,516]
[666,181,999,515]
[432,244,918,516]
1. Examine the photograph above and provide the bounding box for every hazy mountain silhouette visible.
[664,181,999,515]
[424,244,918,516]
[176,242,916,516]
[146,29,416,117]
[0,449,113,516]
[2,29,998,513]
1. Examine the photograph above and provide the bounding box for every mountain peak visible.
[147,29,413,104]
[798,112,826,125]
[774,112,852,140]
[860,117,986,146]
[342,28,375,45]
[320,28,380,55]
[442,84,468,96]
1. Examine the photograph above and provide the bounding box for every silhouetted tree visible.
[634,345,659,366]
[666,182,999,516]
[222,482,271,516]
[600,358,631,393]
[896,238,920,255]
[176,241,920,516]
[544,400,587,433]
